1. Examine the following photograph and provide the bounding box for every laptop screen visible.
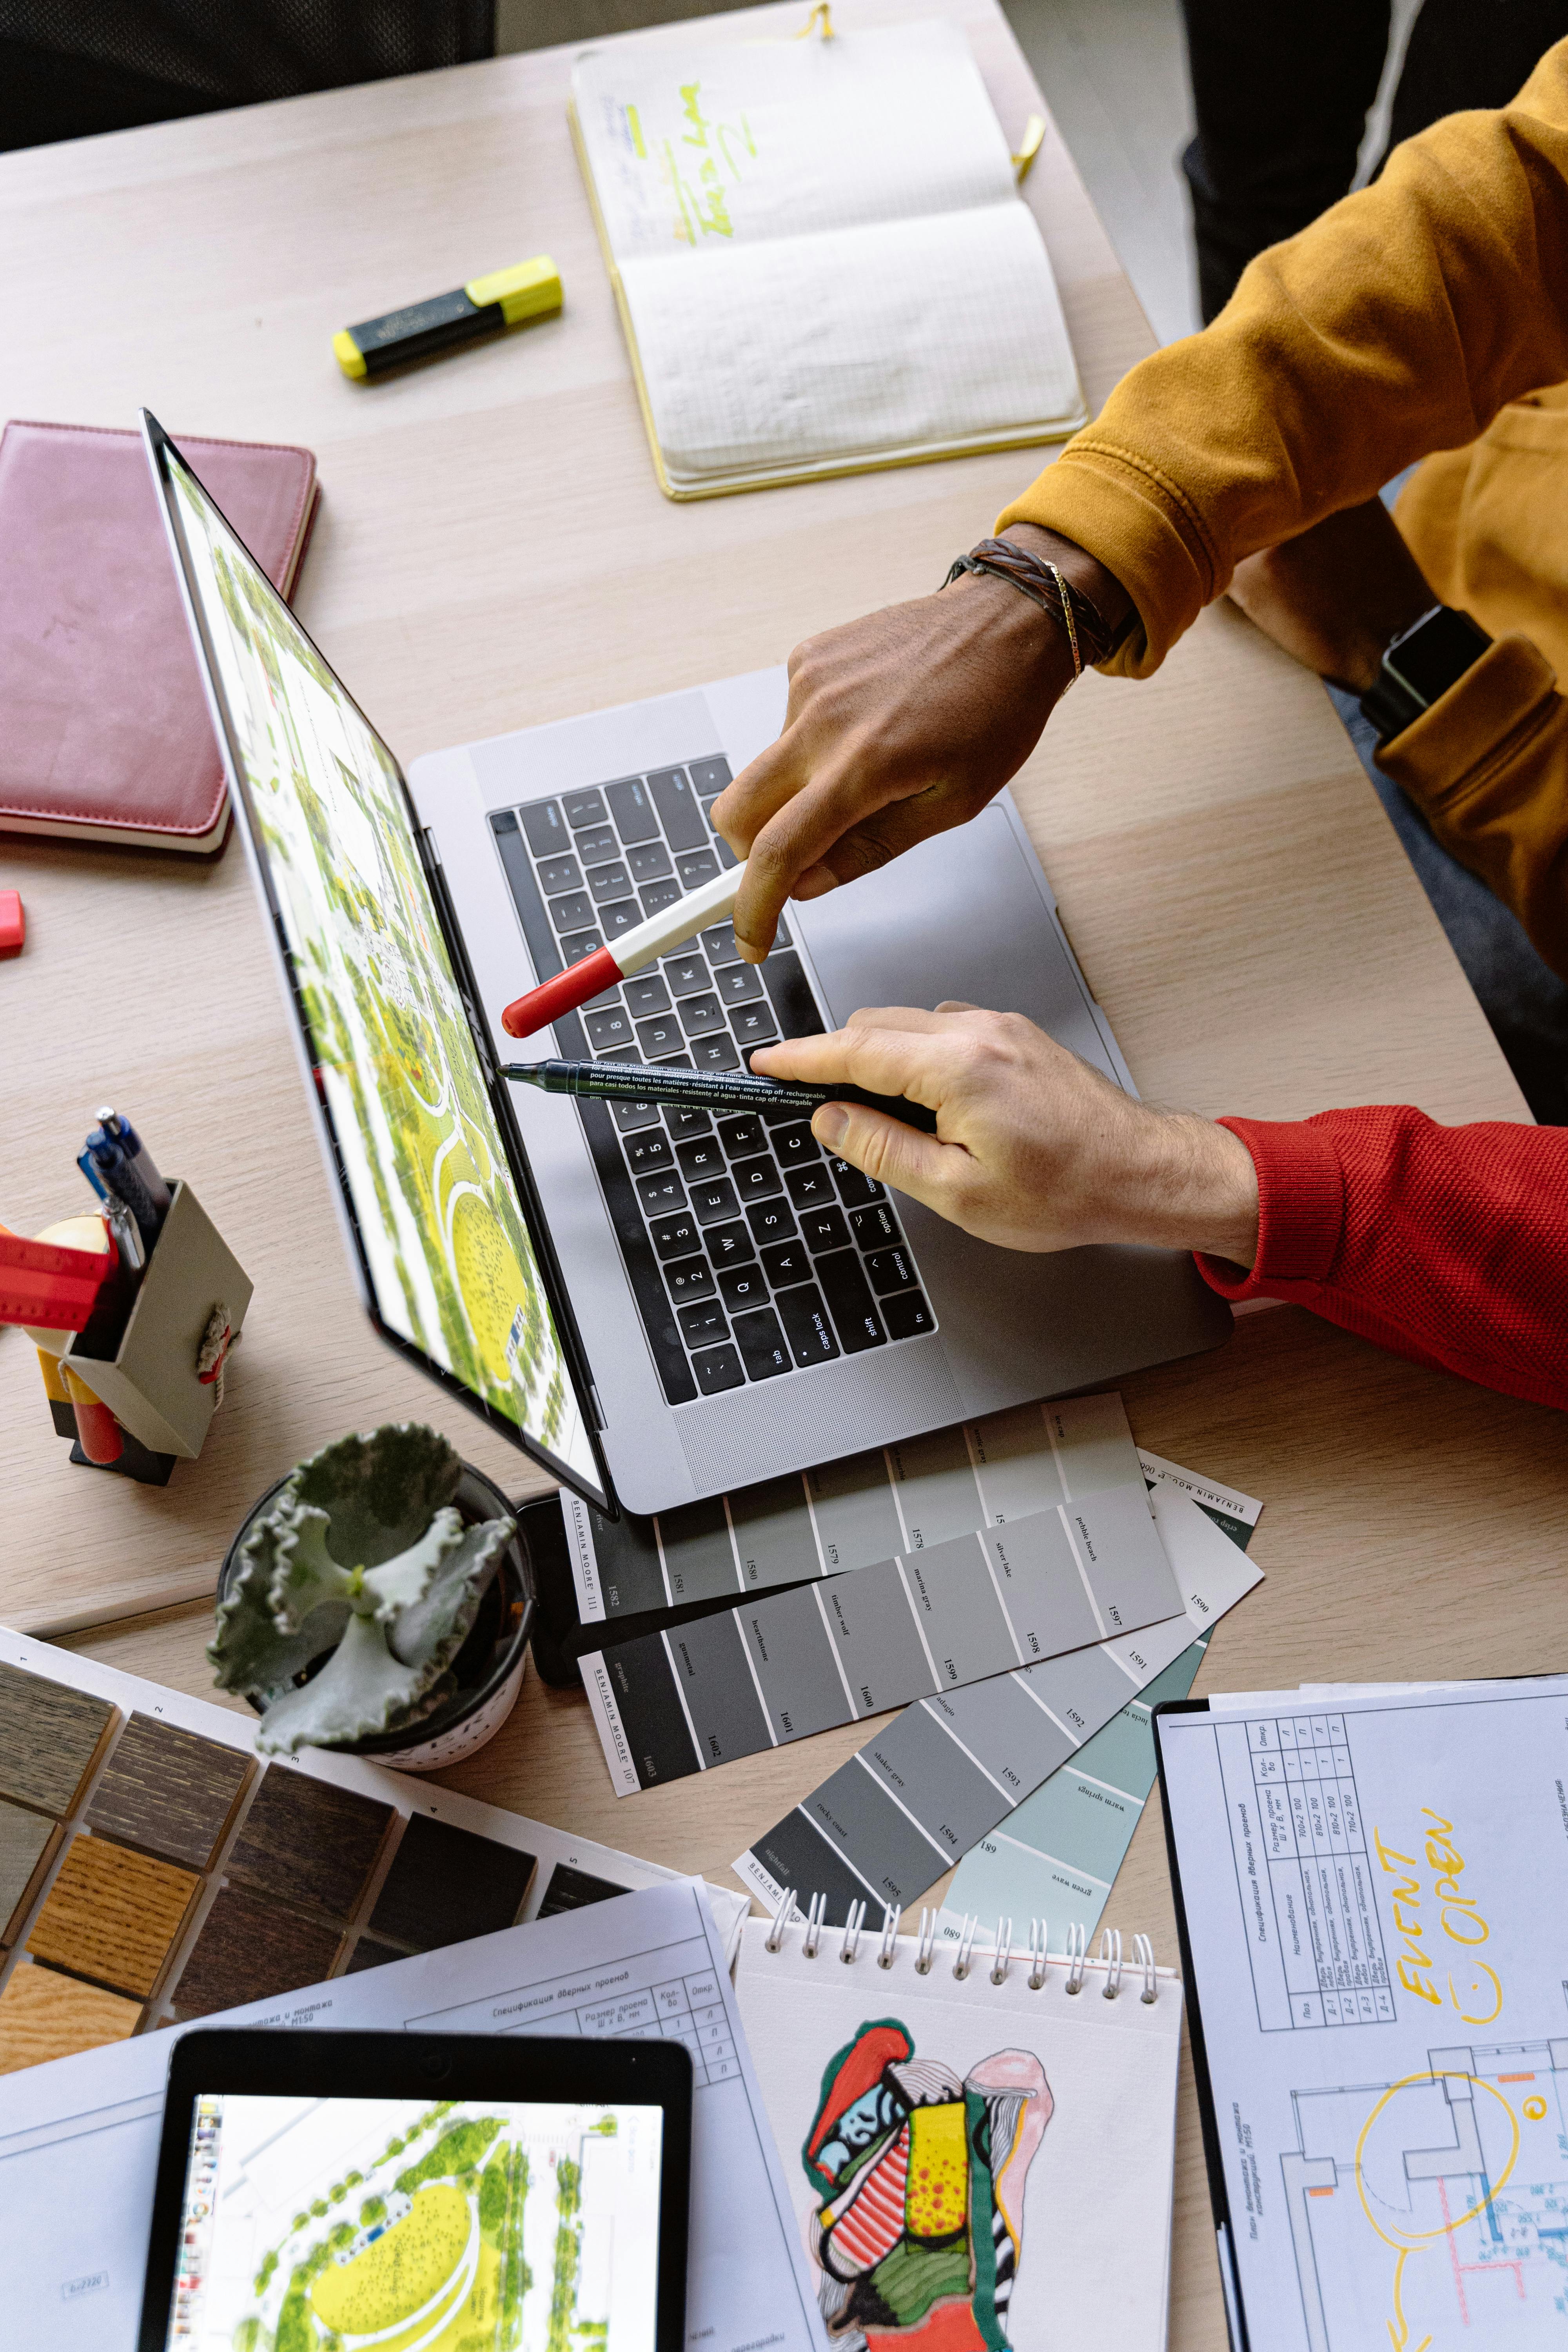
[151,423,601,1497]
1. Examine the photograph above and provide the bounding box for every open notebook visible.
[570,17,1087,498]
[735,1903,1183,2345]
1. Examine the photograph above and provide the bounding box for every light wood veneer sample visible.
[27,1832,200,1998]
[0,1798,61,1945]
[0,1962,141,2074]
[86,1712,252,1871]
[0,1664,116,1817]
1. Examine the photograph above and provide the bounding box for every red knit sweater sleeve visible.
[1194,1108,1568,1409]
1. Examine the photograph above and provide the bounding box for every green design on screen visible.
[803,2019,1052,2349]
[166,454,593,1483]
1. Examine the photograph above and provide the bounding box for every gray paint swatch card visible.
[580,1478,1180,1794]
[562,1390,1143,1620]
[733,1483,1263,1923]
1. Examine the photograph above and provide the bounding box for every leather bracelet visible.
[942,537,1129,674]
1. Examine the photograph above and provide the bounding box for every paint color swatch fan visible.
[734,1898,1183,2347]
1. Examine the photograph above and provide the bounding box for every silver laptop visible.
[147,413,1227,1518]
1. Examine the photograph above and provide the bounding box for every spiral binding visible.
[762,1893,1164,1999]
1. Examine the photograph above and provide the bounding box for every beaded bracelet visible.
[941,537,1125,677]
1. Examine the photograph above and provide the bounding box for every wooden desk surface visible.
[2,7,1558,2347]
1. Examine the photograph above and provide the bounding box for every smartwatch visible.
[1359,604,1491,742]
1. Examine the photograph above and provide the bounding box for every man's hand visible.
[751,1005,1259,1264]
[1227,499,1434,691]
[710,525,1130,962]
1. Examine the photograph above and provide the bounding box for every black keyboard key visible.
[548,889,593,933]
[606,776,659,844]
[676,848,719,888]
[563,788,608,829]
[715,962,764,1005]
[777,1283,841,1367]
[640,880,682,918]
[601,899,641,940]
[866,1245,919,1295]
[586,860,631,904]
[649,1210,700,1260]
[800,1204,851,1253]
[713,836,740,870]
[730,1003,780,1051]
[717,1113,763,1157]
[691,1176,740,1226]
[772,1120,818,1165]
[816,1249,887,1353]
[851,1202,900,1250]
[647,767,706,849]
[883,1289,935,1340]
[761,1238,811,1288]
[692,1341,745,1394]
[664,1102,711,1140]
[784,1163,835,1214]
[675,1136,727,1183]
[610,1095,662,1135]
[718,1264,769,1313]
[829,1156,886,1207]
[732,1154,783,1203]
[537,853,581,895]
[574,824,617,864]
[585,1006,634,1052]
[745,1199,795,1248]
[678,1299,728,1349]
[689,755,731,796]
[760,948,818,1039]
[624,973,670,1016]
[702,922,743,967]
[519,799,568,857]
[635,1013,684,1058]
[628,842,672,882]
[623,1130,674,1178]
[705,1220,755,1271]
[664,951,708,996]
[732,1308,791,1381]
[664,1255,715,1304]
[691,1036,740,1071]
[679,993,725,1037]
[636,1171,686,1217]
[559,929,603,965]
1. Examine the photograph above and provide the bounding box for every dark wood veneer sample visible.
[224,1769,395,1922]
[170,1886,343,2017]
[536,1862,630,1917]
[343,1936,406,1974]
[367,1816,536,1952]
[85,1713,252,1871]
[0,1798,62,1944]
[0,1664,117,1817]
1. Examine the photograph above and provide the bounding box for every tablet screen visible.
[163,2092,664,2352]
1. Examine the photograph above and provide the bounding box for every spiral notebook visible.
[570,17,1086,498]
[734,1904,1183,2346]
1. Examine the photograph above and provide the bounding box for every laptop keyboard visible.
[489,758,936,1407]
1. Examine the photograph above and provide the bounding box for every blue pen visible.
[84,1127,162,1250]
[96,1106,171,1217]
[77,1149,110,1203]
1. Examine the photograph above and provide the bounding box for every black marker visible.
[500,1058,938,1134]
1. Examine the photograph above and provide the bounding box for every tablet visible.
[136,2029,692,2352]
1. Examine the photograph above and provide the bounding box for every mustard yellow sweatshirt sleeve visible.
[1000,38,1568,677]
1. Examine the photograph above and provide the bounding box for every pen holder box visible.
[63,1181,252,1460]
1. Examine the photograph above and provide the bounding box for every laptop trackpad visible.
[791,806,1110,1069]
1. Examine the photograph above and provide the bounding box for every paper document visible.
[1157,1675,1568,2350]
[0,1881,817,2352]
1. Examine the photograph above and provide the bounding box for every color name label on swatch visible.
[563,1389,1146,1619]
[735,1481,1263,1922]
[581,1479,1179,1794]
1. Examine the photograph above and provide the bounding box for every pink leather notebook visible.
[0,420,318,854]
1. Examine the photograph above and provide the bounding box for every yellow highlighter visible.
[333,256,561,380]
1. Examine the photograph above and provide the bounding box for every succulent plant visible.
[211,1423,515,1755]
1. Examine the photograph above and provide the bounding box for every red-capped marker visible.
[502,866,743,1040]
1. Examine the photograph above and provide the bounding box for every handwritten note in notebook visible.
[570,18,1087,497]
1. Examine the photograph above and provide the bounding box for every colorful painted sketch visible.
[803,2020,1051,2350]
[166,450,596,1485]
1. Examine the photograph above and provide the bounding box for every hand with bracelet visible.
[708,522,1133,964]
